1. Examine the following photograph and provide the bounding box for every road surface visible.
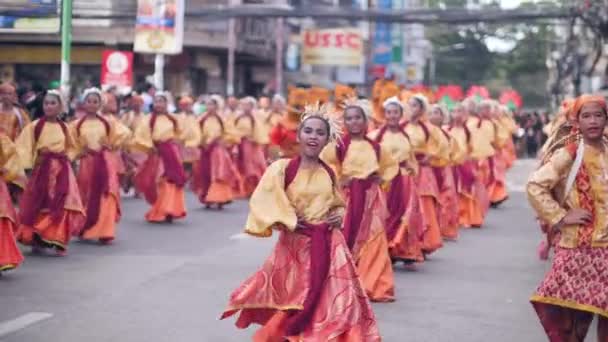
[0,159,568,341]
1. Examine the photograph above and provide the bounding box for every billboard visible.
[101,50,134,91]
[301,28,363,66]
[134,0,185,55]
[0,0,60,33]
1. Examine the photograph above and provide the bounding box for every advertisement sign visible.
[0,0,59,33]
[101,50,134,90]
[301,28,363,66]
[372,0,392,66]
[134,0,185,55]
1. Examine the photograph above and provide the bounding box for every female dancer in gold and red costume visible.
[132,93,188,223]
[429,104,461,240]
[16,90,85,255]
[321,102,397,302]
[191,97,241,209]
[221,105,381,341]
[370,97,424,265]
[233,97,267,198]
[0,132,24,272]
[448,103,486,228]
[70,88,131,244]
[403,95,448,255]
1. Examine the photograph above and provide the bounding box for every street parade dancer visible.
[429,103,461,241]
[448,103,486,228]
[16,90,85,255]
[370,96,424,265]
[321,100,398,302]
[527,95,608,341]
[70,87,131,244]
[132,92,189,223]
[0,132,24,273]
[232,97,267,198]
[403,94,448,256]
[221,103,381,341]
[191,97,241,209]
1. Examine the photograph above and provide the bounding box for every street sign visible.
[301,28,363,66]
[134,0,185,55]
[101,50,134,91]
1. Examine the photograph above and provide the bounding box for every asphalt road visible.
[0,159,566,341]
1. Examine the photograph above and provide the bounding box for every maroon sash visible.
[156,141,187,187]
[76,115,112,232]
[385,171,405,240]
[81,149,110,232]
[197,140,219,199]
[373,124,410,144]
[283,156,335,336]
[401,120,430,142]
[455,161,476,194]
[19,152,70,226]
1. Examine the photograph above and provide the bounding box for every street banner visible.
[372,0,392,66]
[101,50,134,90]
[301,28,363,66]
[0,0,60,33]
[134,0,185,55]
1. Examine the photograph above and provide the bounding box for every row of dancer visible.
[0,87,273,271]
[220,92,519,340]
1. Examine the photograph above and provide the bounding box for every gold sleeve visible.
[130,117,154,153]
[181,117,202,148]
[0,134,23,182]
[245,159,298,237]
[15,121,36,170]
[378,143,399,182]
[110,118,132,149]
[320,142,342,180]
[526,148,572,227]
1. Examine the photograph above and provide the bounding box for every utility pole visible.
[153,0,166,91]
[60,0,73,96]
[226,0,239,96]
[275,18,284,96]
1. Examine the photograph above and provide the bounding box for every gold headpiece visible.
[300,102,343,142]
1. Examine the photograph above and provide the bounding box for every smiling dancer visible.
[221,103,380,341]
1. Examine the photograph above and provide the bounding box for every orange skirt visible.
[191,144,241,205]
[345,184,395,302]
[386,176,424,263]
[488,155,508,205]
[438,167,460,241]
[145,179,186,222]
[420,196,443,254]
[221,230,381,341]
[0,218,23,272]
[17,210,84,251]
[458,194,485,228]
[80,195,119,242]
[235,140,267,198]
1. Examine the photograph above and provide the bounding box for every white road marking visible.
[0,312,53,338]
[229,233,251,240]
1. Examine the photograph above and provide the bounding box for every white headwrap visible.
[382,96,404,110]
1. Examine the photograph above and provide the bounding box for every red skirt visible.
[221,230,381,341]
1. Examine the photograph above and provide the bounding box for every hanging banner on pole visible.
[134,0,185,55]
[301,28,363,66]
[372,0,392,66]
[101,50,134,90]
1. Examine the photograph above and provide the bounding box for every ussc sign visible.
[301,28,363,66]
